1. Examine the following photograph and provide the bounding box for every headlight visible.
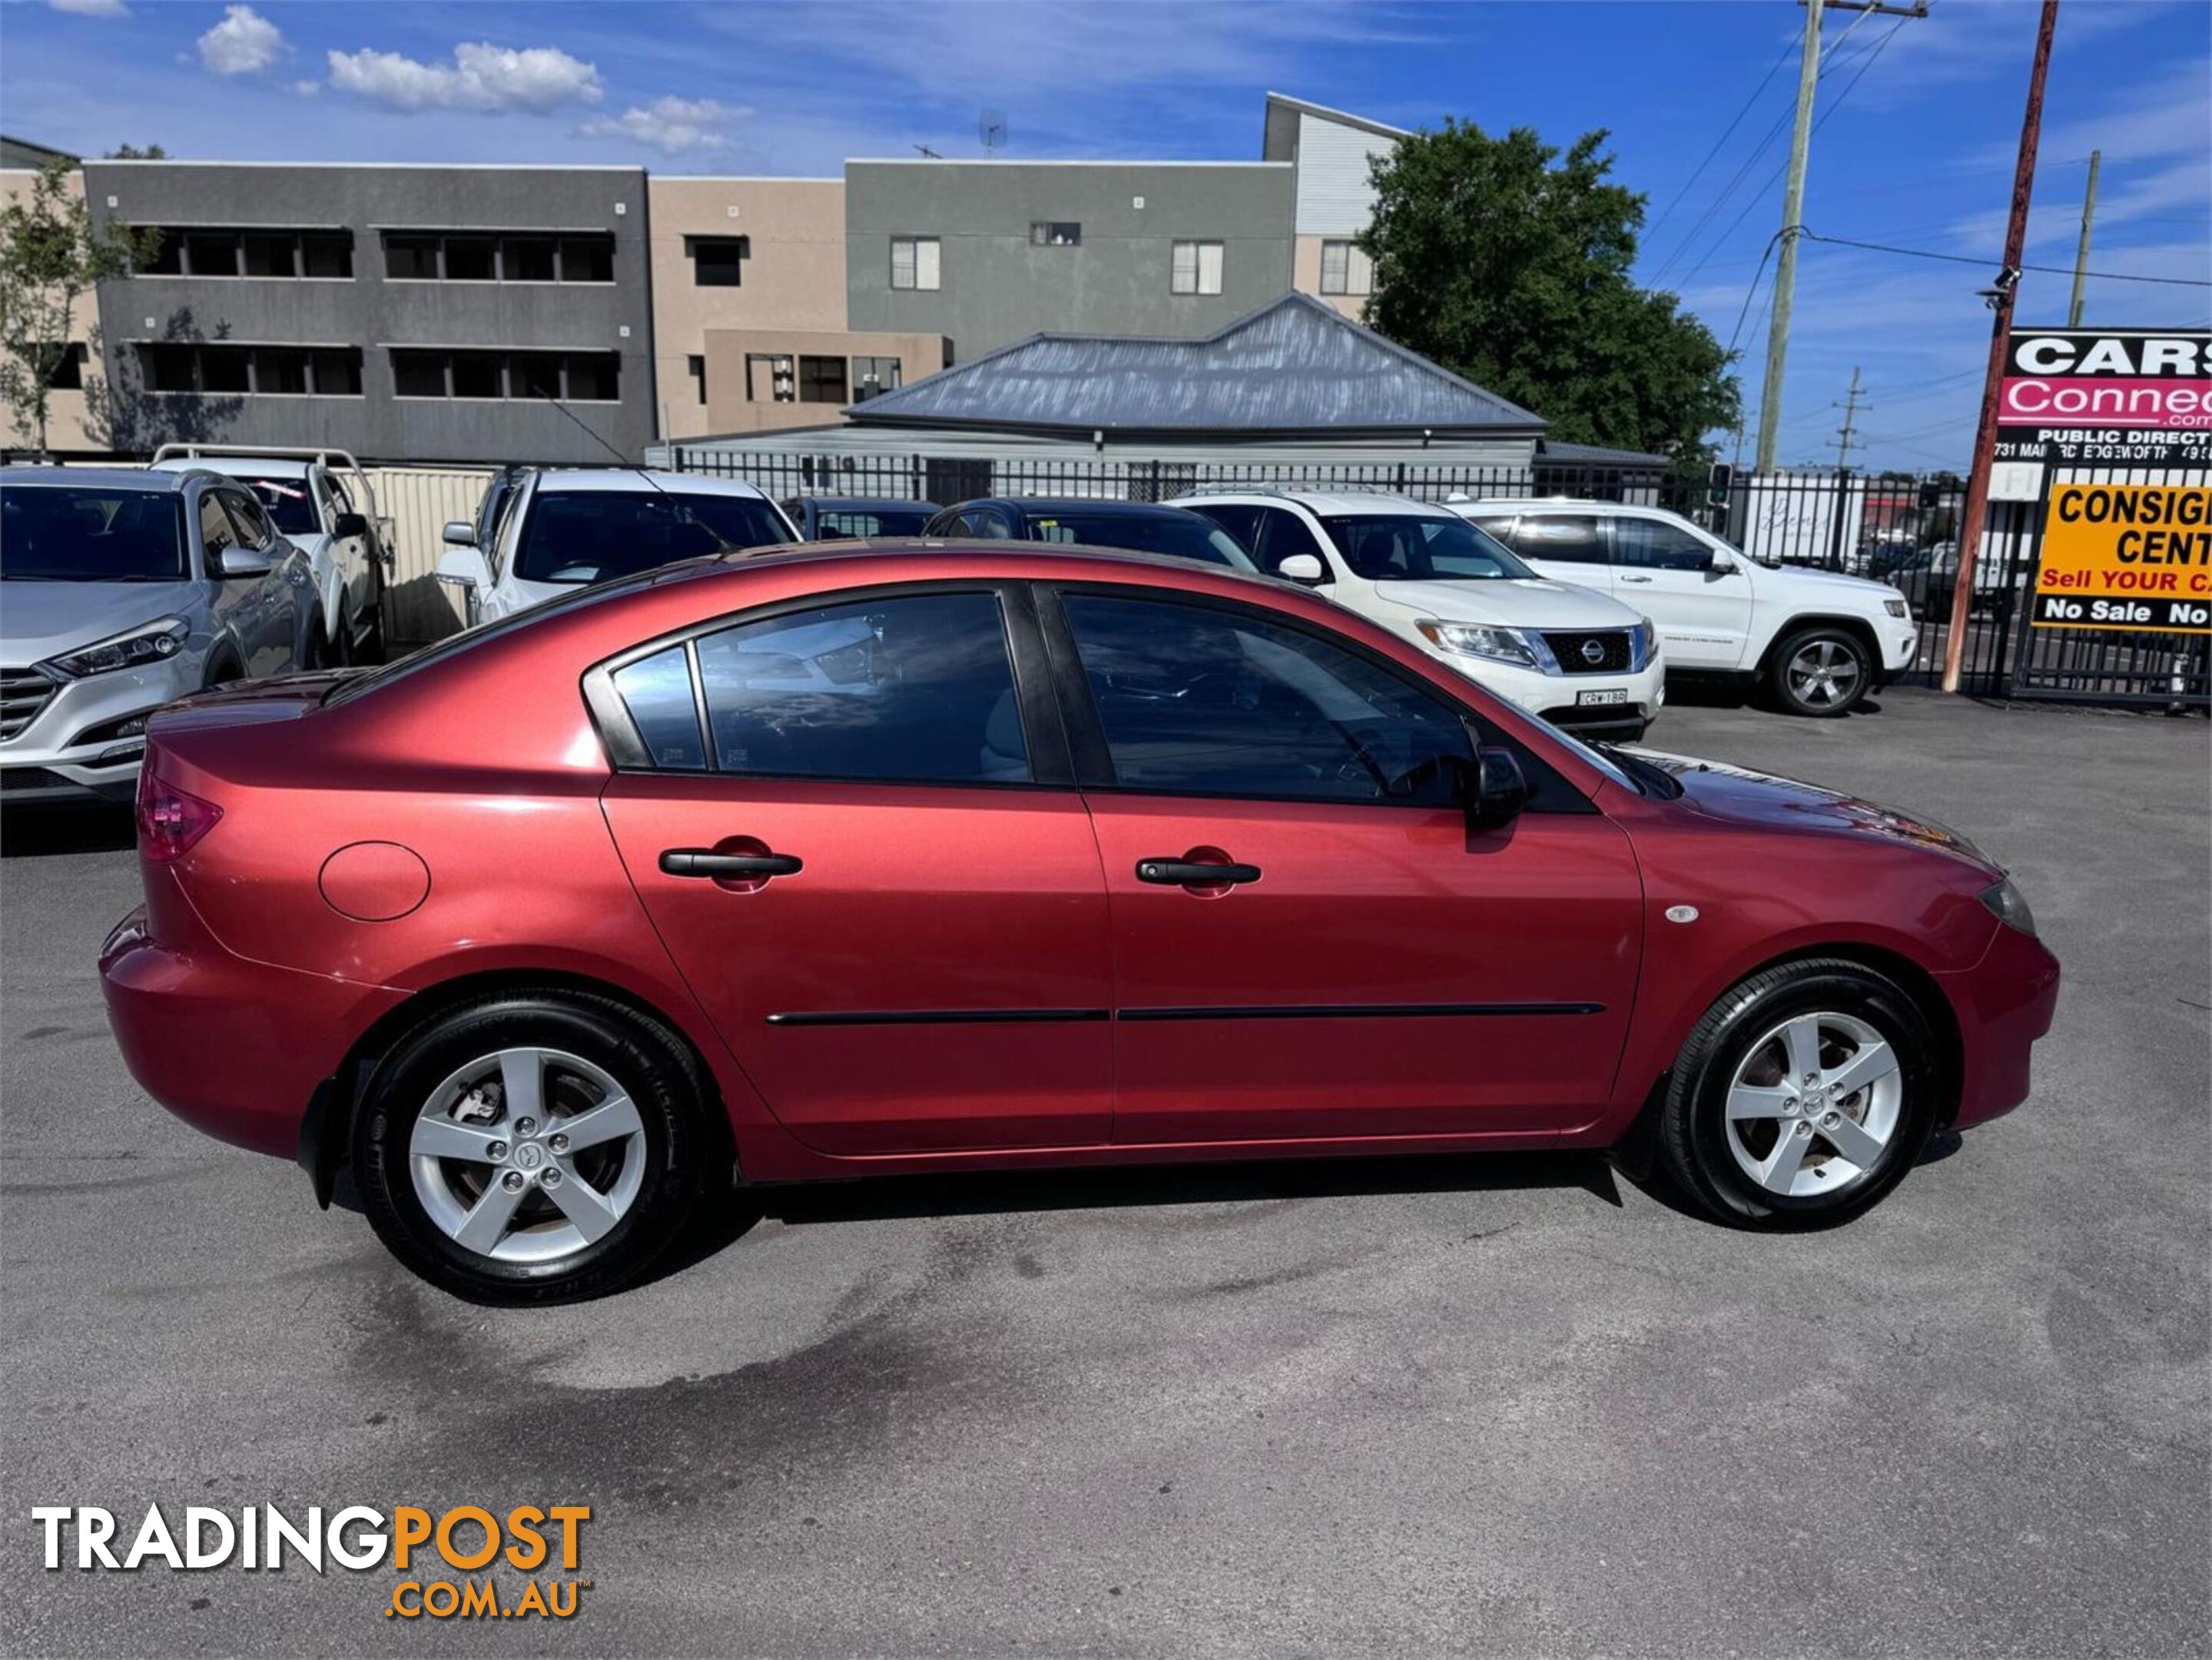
[1414,619,1539,668]
[1630,617,1657,668]
[1884,596,1911,619]
[40,617,190,680]
[1978,877,2037,937]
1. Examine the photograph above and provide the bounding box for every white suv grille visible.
[0,668,58,741]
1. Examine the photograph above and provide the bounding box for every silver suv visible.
[1,466,317,804]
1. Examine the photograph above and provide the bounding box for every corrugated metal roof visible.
[1538,439,1673,467]
[847,293,1544,437]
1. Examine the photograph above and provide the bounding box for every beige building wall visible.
[1,167,103,455]
[1292,234,1371,321]
[701,328,950,437]
[648,177,849,440]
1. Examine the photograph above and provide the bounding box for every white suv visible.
[1174,490,1663,742]
[1451,498,1919,718]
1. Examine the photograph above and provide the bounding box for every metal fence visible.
[675,448,2204,706]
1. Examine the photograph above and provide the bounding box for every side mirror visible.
[1708,550,1739,579]
[442,520,477,548]
[330,511,370,540]
[436,546,492,591]
[1276,553,1326,585]
[1467,748,1528,832]
[217,544,272,579]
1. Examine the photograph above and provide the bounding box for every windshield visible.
[816,506,934,538]
[1322,513,1534,582]
[0,486,188,583]
[1023,512,1259,571]
[514,490,795,585]
[230,475,319,535]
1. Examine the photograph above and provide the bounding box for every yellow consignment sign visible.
[2032,483,2212,632]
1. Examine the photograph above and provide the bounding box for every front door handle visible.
[660,848,803,878]
[1619,573,1653,583]
[1136,858,1262,886]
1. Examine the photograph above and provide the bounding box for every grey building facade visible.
[844,161,1294,360]
[82,161,657,464]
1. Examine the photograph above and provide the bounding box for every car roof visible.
[1455,496,1664,513]
[148,456,313,479]
[530,468,771,500]
[1174,490,1447,518]
[953,497,1209,518]
[793,496,932,512]
[2,465,194,493]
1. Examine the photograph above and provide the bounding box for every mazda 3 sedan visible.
[101,543,2059,1303]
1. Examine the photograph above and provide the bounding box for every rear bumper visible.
[1940,921,2061,1130]
[99,905,405,1159]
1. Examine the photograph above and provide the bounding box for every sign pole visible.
[1942,0,2061,695]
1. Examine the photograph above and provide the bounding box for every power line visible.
[1799,227,2212,286]
[1644,38,1798,245]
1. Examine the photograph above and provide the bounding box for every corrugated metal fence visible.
[361,466,491,648]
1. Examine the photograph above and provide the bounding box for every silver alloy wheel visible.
[1723,1011,1903,1199]
[1786,639,1865,707]
[410,1047,646,1265]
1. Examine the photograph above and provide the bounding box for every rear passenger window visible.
[692,593,1029,782]
[1611,516,1716,572]
[1512,514,1607,565]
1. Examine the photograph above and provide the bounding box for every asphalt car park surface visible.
[1,689,2204,1658]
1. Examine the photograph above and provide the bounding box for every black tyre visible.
[1658,958,1939,1228]
[1766,626,1872,716]
[353,991,711,1303]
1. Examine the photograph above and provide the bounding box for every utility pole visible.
[1829,366,1866,471]
[1756,0,1928,473]
[1942,0,2061,695]
[2068,148,2101,327]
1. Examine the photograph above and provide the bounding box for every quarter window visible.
[1171,240,1223,296]
[681,593,1028,782]
[612,645,708,771]
[1060,593,1472,803]
[890,236,940,291]
[1610,516,1716,573]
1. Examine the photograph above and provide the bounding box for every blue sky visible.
[3,0,2206,471]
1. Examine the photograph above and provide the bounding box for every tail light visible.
[135,764,222,865]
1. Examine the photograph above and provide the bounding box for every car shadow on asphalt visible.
[0,805,136,858]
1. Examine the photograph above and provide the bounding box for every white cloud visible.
[48,0,128,17]
[290,78,321,98]
[197,5,283,76]
[579,95,748,155]
[325,42,603,114]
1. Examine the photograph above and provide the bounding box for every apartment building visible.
[81,161,656,465]
[1262,93,1408,321]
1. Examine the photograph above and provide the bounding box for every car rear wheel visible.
[1767,627,1871,716]
[1657,959,1938,1227]
[353,992,711,1303]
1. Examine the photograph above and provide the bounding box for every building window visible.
[1171,240,1224,296]
[43,344,88,390]
[134,227,356,280]
[387,348,620,403]
[686,235,748,287]
[890,235,940,291]
[798,355,848,404]
[747,354,795,403]
[1319,239,1373,297]
[135,342,363,396]
[851,356,902,401]
[688,354,707,405]
[380,231,615,284]
[1030,222,1081,247]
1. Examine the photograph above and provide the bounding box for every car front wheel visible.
[1768,626,1871,716]
[1658,959,1939,1227]
[353,992,711,1303]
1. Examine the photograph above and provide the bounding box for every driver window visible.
[1257,508,1332,582]
[1060,592,1471,803]
[1611,516,1715,572]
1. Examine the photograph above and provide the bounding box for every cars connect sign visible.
[1997,328,2212,466]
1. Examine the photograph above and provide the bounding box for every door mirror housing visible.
[216,544,272,579]
[1709,549,1740,578]
[1467,748,1528,832]
[442,520,478,548]
[330,511,370,541]
[1275,553,1326,585]
[436,546,492,591]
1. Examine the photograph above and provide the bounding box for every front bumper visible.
[1938,920,2061,1130]
[0,656,194,804]
[1880,621,1920,674]
[1422,648,1666,735]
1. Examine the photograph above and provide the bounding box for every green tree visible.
[1361,121,1740,468]
[104,144,167,160]
[0,158,161,453]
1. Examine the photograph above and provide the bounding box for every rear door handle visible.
[1136,858,1262,886]
[660,848,803,878]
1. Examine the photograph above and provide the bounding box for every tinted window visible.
[1257,508,1332,579]
[221,490,275,549]
[695,593,1028,782]
[612,645,706,770]
[1512,514,1607,566]
[1612,516,1716,572]
[514,490,794,585]
[0,487,187,582]
[1460,513,1518,549]
[817,507,934,537]
[198,494,236,558]
[1185,502,1262,551]
[233,475,318,534]
[1061,593,1473,804]
[1322,513,1531,583]
[1020,511,1256,570]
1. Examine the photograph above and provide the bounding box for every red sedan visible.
[101,543,2059,1302]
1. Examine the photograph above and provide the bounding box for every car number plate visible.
[1575,688,1630,706]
